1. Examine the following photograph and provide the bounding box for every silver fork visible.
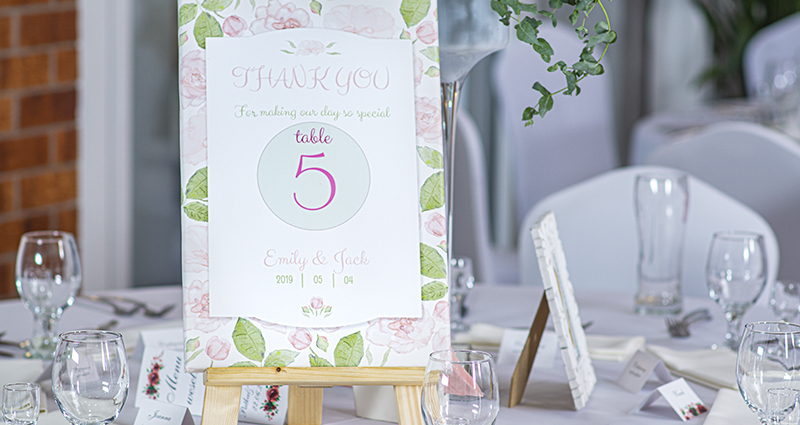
[81,295,143,316]
[666,308,712,338]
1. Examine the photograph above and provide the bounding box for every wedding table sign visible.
[178,0,448,372]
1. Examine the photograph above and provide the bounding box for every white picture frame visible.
[530,211,596,410]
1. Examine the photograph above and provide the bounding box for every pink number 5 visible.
[294,153,336,211]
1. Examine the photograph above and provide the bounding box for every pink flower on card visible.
[431,328,450,351]
[179,50,206,109]
[183,225,208,273]
[415,96,442,143]
[310,297,323,309]
[205,336,231,361]
[185,280,232,333]
[297,40,325,56]
[323,5,395,39]
[416,21,438,44]
[182,107,207,166]
[365,307,435,354]
[424,212,446,237]
[249,317,288,334]
[250,1,311,34]
[223,15,248,37]
[288,328,312,350]
[414,55,423,86]
[433,300,449,323]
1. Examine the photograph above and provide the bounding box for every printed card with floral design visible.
[179,0,448,372]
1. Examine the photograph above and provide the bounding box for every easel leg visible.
[202,385,242,425]
[394,385,423,425]
[287,386,324,425]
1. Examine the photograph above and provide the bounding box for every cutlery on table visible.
[80,294,142,316]
[666,308,712,338]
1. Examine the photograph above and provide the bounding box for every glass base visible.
[634,297,682,316]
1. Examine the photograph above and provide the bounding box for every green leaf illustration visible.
[235,0,241,8]
[186,349,202,364]
[232,318,265,362]
[230,361,258,367]
[419,171,444,211]
[264,349,300,367]
[185,167,208,200]
[310,0,322,14]
[179,31,189,47]
[424,66,440,77]
[380,348,391,366]
[334,332,364,367]
[179,3,198,27]
[309,352,334,367]
[183,202,208,222]
[400,30,411,40]
[249,0,256,9]
[201,0,234,12]
[193,12,223,50]
[420,46,439,63]
[186,336,200,352]
[400,0,430,28]
[437,241,447,253]
[420,243,446,279]
[416,146,443,169]
[365,345,373,365]
[421,281,447,301]
[316,335,329,352]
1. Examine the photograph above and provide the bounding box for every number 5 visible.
[294,153,336,211]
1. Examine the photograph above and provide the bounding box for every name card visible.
[633,378,708,421]
[497,329,558,369]
[617,350,674,393]
[134,400,194,425]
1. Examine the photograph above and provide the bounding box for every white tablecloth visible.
[0,284,777,424]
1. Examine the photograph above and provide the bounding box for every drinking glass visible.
[771,280,800,323]
[52,330,129,425]
[438,0,508,303]
[15,230,82,360]
[707,231,768,350]
[2,382,40,425]
[421,350,499,425]
[737,322,800,424]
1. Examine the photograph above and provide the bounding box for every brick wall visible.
[0,0,77,298]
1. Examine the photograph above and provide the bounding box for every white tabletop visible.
[0,284,778,424]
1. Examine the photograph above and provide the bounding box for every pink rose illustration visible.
[365,307,436,354]
[185,280,232,333]
[424,212,446,237]
[182,107,207,165]
[323,5,395,39]
[223,15,247,37]
[431,328,450,351]
[433,300,449,323]
[179,50,206,109]
[250,317,288,334]
[416,21,438,44]
[183,225,208,273]
[297,39,325,56]
[250,0,311,34]
[288,328,312,350]
[310,297,323,309]
[206,336,231,361]
[414,55,423,86]
[415,96,442,143]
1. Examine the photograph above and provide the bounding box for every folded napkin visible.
[37,411,70,425]
[646,345,737,390]
[451,323,505,347]
[586,334,645,362]
[0,358,43,387]
[704,388,759,425]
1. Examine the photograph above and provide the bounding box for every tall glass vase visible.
[438,0,508,333]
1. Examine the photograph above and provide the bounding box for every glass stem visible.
[725,310,743,347]
[32,312,58,359]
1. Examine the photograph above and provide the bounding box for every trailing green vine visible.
[492,0,617,126]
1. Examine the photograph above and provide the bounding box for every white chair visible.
[492,25,618,240]
[743,12,800,97]
[646,121,800,280]
[518,166,779,301]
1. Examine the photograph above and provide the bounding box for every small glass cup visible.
[771,280,800,323]
[2,382,41,425]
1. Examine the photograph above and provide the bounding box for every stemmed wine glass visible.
[737,322,800,424]
[15,230,82,360]
[421,349,499,425]
[438,0,508,315]
[52,330,129,425]
[706,231,768,351]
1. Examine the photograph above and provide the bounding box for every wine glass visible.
[707,231,768,350]
[52,330,129,425]
[737,321,800,424]
[771,280,800,323]
[15,230,82,360]
[438,0,508,311]
[421,349,499,425]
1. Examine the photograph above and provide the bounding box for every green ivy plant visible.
[491,0,617,126]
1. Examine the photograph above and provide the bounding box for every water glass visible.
[737,322,800,424]
[450,257,474,334]
[421,350,499,425]
[16,230,82,360]
[707,231,768,350]
[52,330,129,425]
[771,280,800,323]
[2,383,40,425]
[634,171,689,315]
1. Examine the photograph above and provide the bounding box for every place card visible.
[617,350,675,393]
[134,400,194,425]
[498,329,557,368]
[633,378,708,421]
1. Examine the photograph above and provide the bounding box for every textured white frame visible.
[531,211,596,410]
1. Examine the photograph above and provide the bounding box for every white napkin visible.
[0,358,43,386]
[646,345,737,390]
[37,411,70,425]
[118,319,183,355]
[704,388,760,425]
[586,334,645,362]
[451,323,505,347]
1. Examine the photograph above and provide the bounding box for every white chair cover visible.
[518,166,779,301]
[743,12,800,97]
[646,121,800,280]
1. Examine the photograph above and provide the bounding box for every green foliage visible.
[232,318,266,362]
[421,281,447,301]
[419,243,447,279]
[334,332,364,367]
[492,0,616,126]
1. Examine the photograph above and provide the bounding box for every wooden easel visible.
[508,293,549,408]
[202,366,425,425]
